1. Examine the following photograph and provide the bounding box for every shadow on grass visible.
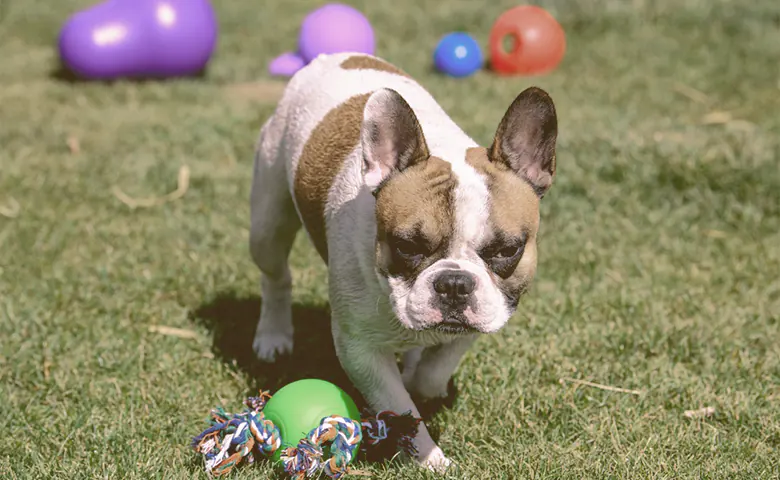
[191,293,361,402]
[49,62,210,84]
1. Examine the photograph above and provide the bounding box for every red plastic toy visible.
[489,5,566,75]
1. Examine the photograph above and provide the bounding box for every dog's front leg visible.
[332,325,451,471]
[405,335,477,400]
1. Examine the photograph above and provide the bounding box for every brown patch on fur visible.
[340,55,411,78]
[375,156,456,277]
[466,147,540,304]
[294,93,372,262]
[466,147,539,237]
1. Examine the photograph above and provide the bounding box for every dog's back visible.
[256,52,477,261]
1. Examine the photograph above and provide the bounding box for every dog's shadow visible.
[191,292,456,446]
[191,293,359,399]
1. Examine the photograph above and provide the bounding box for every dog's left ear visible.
[361,88,430,191]
[490,87,558,197]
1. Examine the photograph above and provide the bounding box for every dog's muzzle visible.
[430,269,478,333]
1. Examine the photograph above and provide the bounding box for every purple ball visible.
[58,0,218,79]
[268,52,306,77]
[298,3,375,64]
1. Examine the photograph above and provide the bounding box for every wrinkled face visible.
[374,149,541,334]
[361,85,556,336]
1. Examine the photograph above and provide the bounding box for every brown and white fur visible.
[249,52,557,469]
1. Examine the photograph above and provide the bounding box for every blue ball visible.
[433,32,483,78]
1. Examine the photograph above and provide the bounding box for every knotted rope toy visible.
[192,379,421,478]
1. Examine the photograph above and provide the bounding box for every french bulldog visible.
[249,52,558,469]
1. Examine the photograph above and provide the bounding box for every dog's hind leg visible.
[249,119,301,362]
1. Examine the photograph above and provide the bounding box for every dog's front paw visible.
[418,446,452,473]
[252,331,293,362]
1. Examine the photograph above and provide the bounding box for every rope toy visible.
[191,391,281,475]
[191,379,421,478]
[280,415,361,479]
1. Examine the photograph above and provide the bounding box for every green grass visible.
[1,0,779,478]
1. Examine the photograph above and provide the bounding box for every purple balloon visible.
[268,52,306,77]
[58,0,218,79]
[298,3,375,64]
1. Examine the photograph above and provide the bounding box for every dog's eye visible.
[494,245,521,259]
[389,236,429,264]
[480,235,527,278]
[393,239,424,258]
[483,242,524,261]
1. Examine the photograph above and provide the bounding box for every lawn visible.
[1,0,779,478]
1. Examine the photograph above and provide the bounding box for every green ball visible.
[262,379,361,462]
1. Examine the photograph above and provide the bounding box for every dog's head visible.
[361,87,557,334]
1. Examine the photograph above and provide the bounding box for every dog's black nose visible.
[433,270,476,308]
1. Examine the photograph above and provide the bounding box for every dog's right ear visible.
[361,88,430,191]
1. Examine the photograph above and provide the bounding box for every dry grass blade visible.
[42,358,52,381]
[704,229,728,238]
[560,377,643,396]
[700,111,733,125]
[684,406,715,419]
[347,469,373,476]
[673,83,711,104]
[148,325,200,340]
[112,165,190,209]
[0,196,20,218]
[66,136,81,154]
